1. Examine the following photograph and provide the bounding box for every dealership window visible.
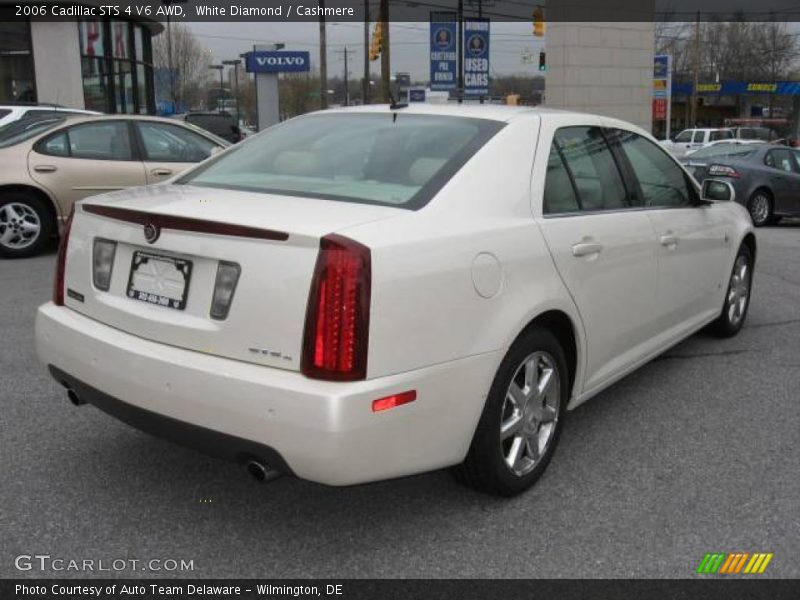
[0,21,36,103]
[78,19,154,114]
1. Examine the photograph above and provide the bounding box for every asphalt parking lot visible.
[2,223,799,579]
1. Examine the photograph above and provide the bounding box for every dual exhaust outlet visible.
[64,389,282,484]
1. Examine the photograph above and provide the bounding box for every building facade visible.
[0,16,162,113]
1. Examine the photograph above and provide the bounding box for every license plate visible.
[126,251,192,310]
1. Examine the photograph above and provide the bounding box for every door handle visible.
[571,242,603,257]
[33,165,57,173]
[660,234,679,248]
[151,168,173,176]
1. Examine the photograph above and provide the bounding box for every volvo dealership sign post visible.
[244,48,310,130]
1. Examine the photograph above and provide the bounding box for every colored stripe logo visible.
[697,552,773,574]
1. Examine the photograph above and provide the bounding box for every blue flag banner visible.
[463,18,490,96]
[430,12,457,91]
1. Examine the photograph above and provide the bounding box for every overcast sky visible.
[187,21,547,81]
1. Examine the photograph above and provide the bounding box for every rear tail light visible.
[53,206,75,306]
[92,238,117,291]
[302,234,371,381]
[209,261,240,320]
[708,164,740,178]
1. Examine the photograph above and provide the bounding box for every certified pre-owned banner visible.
[429,12,457,91]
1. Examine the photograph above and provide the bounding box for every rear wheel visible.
[453,327,568,496]
[0,193,53,258]
[710,244,753,337]
[747,190,772,227]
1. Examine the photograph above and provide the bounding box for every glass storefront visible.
[0,21,36,103]
[78,18,154,114]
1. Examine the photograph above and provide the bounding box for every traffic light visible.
[538,51,546,72]
[369,22,383,61]
[533,5,545,37]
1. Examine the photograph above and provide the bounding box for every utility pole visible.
[319,0,328,109]
[379,0,390,102]
[362,0,370,104]
[690,12,700,127]
[335,47,356,106]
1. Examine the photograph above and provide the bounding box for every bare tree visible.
[152,23,212,109]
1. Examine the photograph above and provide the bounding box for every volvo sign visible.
[244,51,311,74]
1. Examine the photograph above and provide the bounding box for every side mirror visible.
[701,179,735,203]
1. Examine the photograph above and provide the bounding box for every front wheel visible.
[453,328,568,496]
[710,244,753,337]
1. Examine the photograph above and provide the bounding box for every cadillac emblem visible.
[143,223,160,244]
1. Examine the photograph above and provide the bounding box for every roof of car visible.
[323,103,575,122]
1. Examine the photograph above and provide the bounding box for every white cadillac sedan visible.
[36,105,755,496]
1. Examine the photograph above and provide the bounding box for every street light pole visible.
[223,59,242,126]
[209,64,224,112]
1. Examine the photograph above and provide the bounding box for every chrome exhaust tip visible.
[245,460,281,484]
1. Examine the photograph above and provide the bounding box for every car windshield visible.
[180,113,504,209]
[0,116,65,148]
[688,144,760,161]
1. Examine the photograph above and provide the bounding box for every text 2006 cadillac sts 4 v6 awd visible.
[36,105,755,496]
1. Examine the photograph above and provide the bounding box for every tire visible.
[0,192,54,258]
[747,189,772,227]
[453,327,568,496]
[709,244,753,338]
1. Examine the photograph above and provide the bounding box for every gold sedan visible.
[0,114,229,257]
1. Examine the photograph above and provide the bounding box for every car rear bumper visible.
[36,303,499,486]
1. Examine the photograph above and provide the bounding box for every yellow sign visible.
[747,83,777,92]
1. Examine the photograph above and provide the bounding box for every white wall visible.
[545,17,655,131]
[30,22,85,109]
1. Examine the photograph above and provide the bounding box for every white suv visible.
[0,104,100,128]
[662,128,734,158]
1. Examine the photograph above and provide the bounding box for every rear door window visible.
[543,144,580,214]
[614,129,693,208]
[710,130,733,142]
[692,131,706,143]
[765,149,796,173]
[674,130,693,143]
[552,126,629,212]
[67,121,133,160]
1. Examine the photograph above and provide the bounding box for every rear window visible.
[0,109,10,119]
[709,130,733,142]
[0,117,65,148]
[181,113,504,209]
[185,114,235,136]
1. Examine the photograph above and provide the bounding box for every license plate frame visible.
[126,250,193,311]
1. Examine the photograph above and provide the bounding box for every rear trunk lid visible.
[63,184,403,371]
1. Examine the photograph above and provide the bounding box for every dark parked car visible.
[172,111,242,144]
[683,143,800,226]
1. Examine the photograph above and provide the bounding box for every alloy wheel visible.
[500,351,561,477]
[0,202,41,250]
[749,194,770,226]
[727,254,750,327]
